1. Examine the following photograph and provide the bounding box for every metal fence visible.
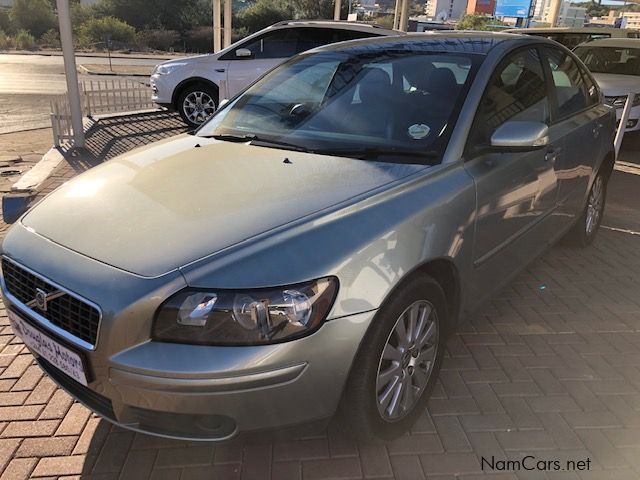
[83,79,155,116]
[50,95,74,148]
[50,79,156,147]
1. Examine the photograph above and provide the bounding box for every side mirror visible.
[490,121,549,151]
[235,48,252,58]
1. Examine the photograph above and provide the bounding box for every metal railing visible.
[614,92,638,160]
[83,79,155,116]
[50,79,156,147]
[50,94,74,148]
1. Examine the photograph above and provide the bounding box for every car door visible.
[223,29,302,97]
[542,46,611,222]
[464,47,561,297]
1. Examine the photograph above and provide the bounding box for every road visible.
[0,53,167,134]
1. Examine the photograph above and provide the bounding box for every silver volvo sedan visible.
[1,33,615,442]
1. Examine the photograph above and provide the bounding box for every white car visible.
[151,20,400,127]
[575,38,640,132]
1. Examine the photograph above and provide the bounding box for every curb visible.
[77,65,151,77]
[11,147,64,194]
[2,148,65,223]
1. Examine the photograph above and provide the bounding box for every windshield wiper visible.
[204,133,309,152]
[315,147,440,163]
[206,133,257,142]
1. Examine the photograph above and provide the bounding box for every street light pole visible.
[55,0,84,148]
[334,0,342,20]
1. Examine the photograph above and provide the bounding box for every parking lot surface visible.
[0,115,640,479]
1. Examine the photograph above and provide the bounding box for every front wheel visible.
[342,275,448,442]
[177,83,218,128]
[566,170,608,247]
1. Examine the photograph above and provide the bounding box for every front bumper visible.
[150,74,174,106]
[1,224,375,441]
[615,104,640,132]
[14,304,374,441]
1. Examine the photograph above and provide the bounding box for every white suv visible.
[151,20,400,127]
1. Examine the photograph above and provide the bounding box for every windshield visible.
[198,48,480,163]
[574,46,640,76]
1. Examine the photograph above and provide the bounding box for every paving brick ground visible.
[1,114,640,479]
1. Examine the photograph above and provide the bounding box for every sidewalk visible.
[1,114,640,479]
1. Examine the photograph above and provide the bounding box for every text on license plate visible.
[8,310,88,386]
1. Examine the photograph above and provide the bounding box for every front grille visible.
[2,258,100,346]
[605,96,627,108]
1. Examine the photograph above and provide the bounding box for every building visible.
[424,0,468,21]
[533,0,586,27]
[557,4,587,27]
[466,0,496,16]
[590,10,619,27]
[621,12,640,29]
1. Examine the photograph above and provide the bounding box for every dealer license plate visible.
[8,310,88,386]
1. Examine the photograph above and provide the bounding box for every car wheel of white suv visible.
[178,83,218,128]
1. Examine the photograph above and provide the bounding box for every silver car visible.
[1,33,615,442]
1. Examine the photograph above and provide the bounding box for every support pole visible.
[547,0,562,27]
[393,0,401,29]
[399,0,410,31]
[55,0,84,148]
[213,0,221,52]
[223,0,232,48]
[334,0,342,20]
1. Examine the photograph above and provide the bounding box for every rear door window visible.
[544,47,592,119]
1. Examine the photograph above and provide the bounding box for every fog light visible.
[627,119,638,129]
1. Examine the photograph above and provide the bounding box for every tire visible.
[342,275,448,442]
[177,83,218,129]
[565,169,608,247]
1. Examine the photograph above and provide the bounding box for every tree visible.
[585,1,608,18]
[10,0,56,38]
[235,0,293,33]
[95,0,211,34]
[0,8,14,35]
[456,13,503,31]
[77,16,135,46]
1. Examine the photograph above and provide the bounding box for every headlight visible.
[152,63,187,76]
[152,277,338,345]
[633,94,640,107]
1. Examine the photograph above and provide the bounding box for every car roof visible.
[575,37,640,48]
[505,27,640,35]
[269,20,401,36]
[310,31,535,55]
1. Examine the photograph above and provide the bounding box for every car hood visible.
[592,73,640,97]
[158,54,218,68]
[21,135,426,278]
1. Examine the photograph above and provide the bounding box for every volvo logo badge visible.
[34,289,48,312]
[26,288,64,312]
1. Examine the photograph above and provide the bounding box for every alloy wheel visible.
[375,300,439,422]
[182,91,216,125]
[586,176,604,236]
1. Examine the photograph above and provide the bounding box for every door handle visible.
[215,68,226,73]
[545,147,561,162]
